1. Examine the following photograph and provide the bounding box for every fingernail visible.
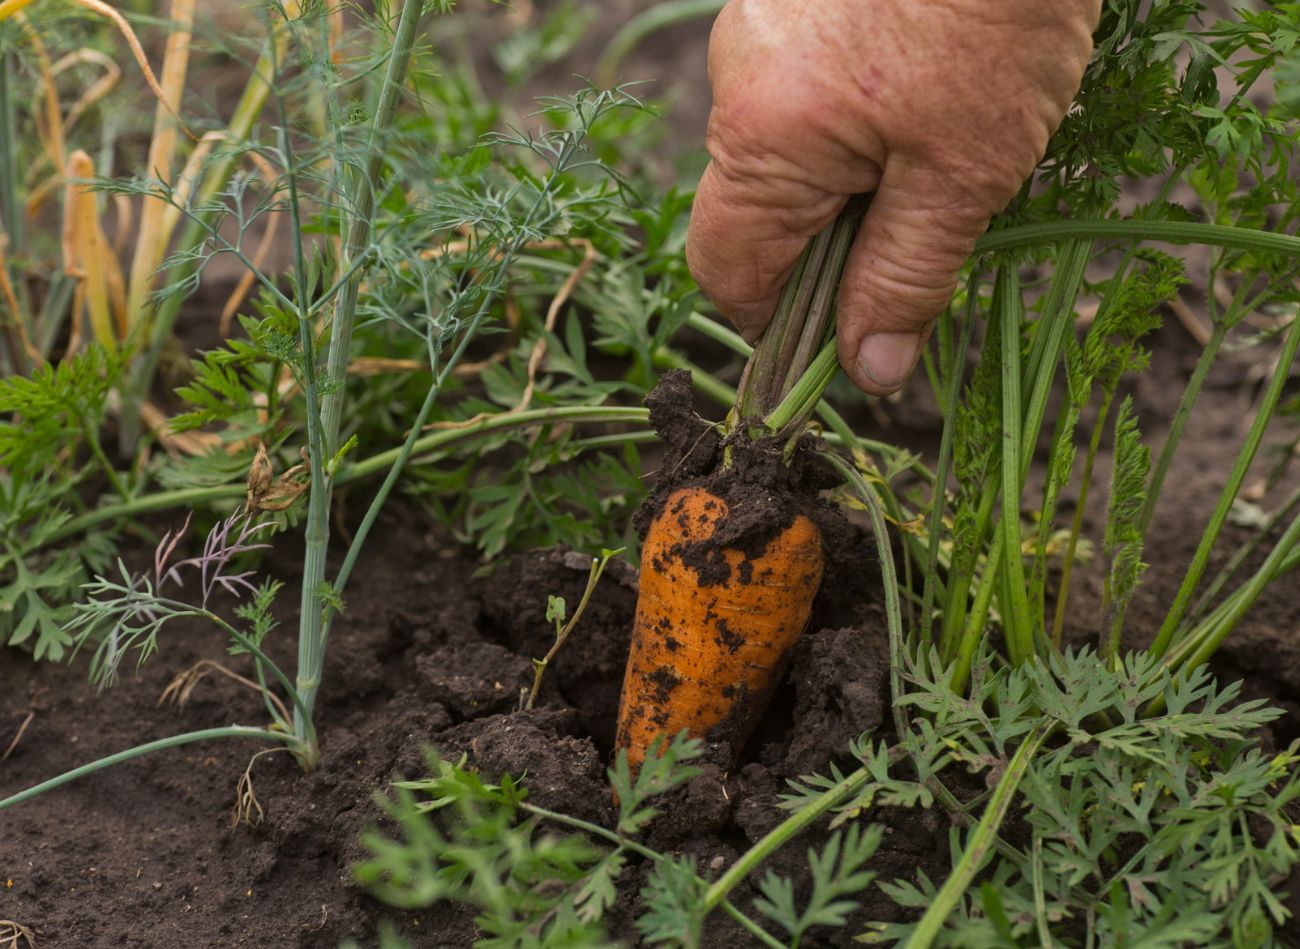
[857,332,921,391]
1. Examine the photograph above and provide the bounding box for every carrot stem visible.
[1151,304,1300,658]
[701,763,875,915]
[818,449,908,737]
[734,204,863,438]
[920,278,978,647]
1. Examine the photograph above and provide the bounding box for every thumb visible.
[836,161,994,396]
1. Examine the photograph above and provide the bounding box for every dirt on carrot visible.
[615,370,870,771]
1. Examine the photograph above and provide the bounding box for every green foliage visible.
[854,648,1300,946]
[752,824,880,948]
[229,579,282,656]
[355,734,704,946]
[0,345,121,657]
[1101,397,1149,653]
[355,649,1300,947]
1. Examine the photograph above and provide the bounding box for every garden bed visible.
[2,312,1296,947]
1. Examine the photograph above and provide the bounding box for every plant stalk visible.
[974,219,1300,259]
[291,0,424,762]
[734,204,863,438]
[906,724,1047,947]
[1150,305,1300,658]
[0,727,296,812]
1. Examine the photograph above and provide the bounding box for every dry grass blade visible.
[231,747,292,828]
[70,0,192,139]
[126,0,195,332]
[218,149,283,336]
[156,131,223,252]
[62,150,121,351]
[1167,292,1211,346]
[0,920,36,949]
[159,659,292,726]
[17,12,66,185]
[0,236,42,369]
[110,192,133,257]
[0,0,36,19]
[140,400,221,457]
[346,356,425,374]
[1,711,34,762]
[51,47,121,135]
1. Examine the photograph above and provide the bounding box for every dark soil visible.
[0,493,900,947]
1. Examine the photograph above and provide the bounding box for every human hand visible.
[686,0,1101,395]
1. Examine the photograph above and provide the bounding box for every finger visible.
[687,159,852,344]
[835,159,996,396]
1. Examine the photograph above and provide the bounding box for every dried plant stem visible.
[125,0,195,332]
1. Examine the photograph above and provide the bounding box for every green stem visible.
[346,405,650,480]
[253,661,290,733]
[1138,317,1231,537]
[922,278,979,647]
[519,801,786,949]
[735,207,861,436]
[995,268,1034,665]
[1150,305,1300,658]
[819,450,908,736]
[905,724,1047,948]
[1166,514,1300,674]
[326,347,444,610]
[718,900,788,949]
[317,0,424,460]
[527,549,619,710]
[685,311,748,352]
[1187,479,1300,627]
[0,48,20,259]
[701,763,874,914]
[205,610,312,732]
[47,406,653,544]
[0,727,296,812]
[1049,392,1115,648]
[950,528,1002,696]
[81,413,131,501]
[974,219,1300,259]
[763,345,838,435]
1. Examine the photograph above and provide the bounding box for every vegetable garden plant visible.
[1,0,1299,945]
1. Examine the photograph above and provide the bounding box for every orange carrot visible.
[615,485,824,772]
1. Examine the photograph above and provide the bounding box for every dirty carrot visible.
[615,485,824,772]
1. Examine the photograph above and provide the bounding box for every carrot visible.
[615,485,824,772]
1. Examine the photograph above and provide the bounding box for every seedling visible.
[522,546,625,711]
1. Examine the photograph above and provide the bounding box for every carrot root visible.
[615,485,823,773]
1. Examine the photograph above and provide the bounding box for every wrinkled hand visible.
[687,0,1101,395]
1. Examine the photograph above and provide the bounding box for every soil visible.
[0,491,898,948]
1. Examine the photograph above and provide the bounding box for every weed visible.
[522,545,624,711]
